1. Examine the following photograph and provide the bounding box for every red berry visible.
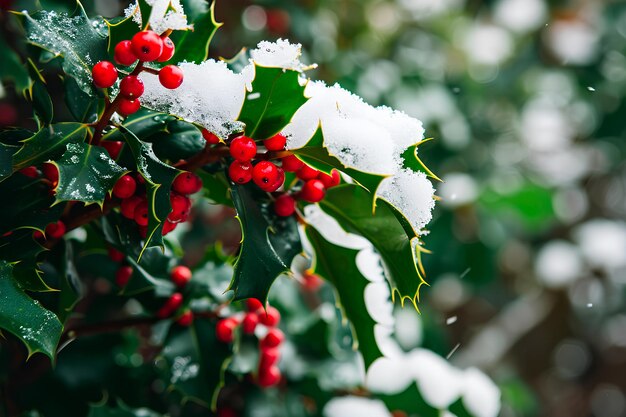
[115,265,133,287]
[112,174,137,199]
[281,155,304,172]
[134,201,149,226]
[177,310,194,327]
[168,193,191,222]
[263,167,284,192]
[162,220,177,236]
[228,160,253,184]
[274,194,296,217]
[258,365,281,388]
[300,179,326,203]
[246,298,264,312]
[157,292,184,318]
[229,136,257,162]
[216,318,238,343]
[263,133,286,151]
[296,164,319,181]
[118,98,141,116]
[217,409,238,417]
[114,40,137,66]
[259,306,280,327]
[131,30,164,62]
[33,230,44,241]
[172,172,202,195]
[138,226,148,239]
[170,265,192,287]
[302,271,323,291]
[201,128,220,144]
[19,166,38,178]
[158,37,175,62]
[242,312,259,334]
[260,328,284,349]
[119,75,144,100]
[102,141,123,159]
[159,65,184,89]
[45,221,66,239]
[108,247,124,262]
[121,196,143,219]
[318,169,341,188]
[42,163,58,186]
[259,347,280,370]
[92,61,118,88]
[252,161,279,189]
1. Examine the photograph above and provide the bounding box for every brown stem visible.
[178,144,230,171]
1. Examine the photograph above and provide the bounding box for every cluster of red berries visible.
[216,299,284,388]
[91,30,184,117]
[155,265,194,326]
[224,132,341,217]
[113,170,202,238]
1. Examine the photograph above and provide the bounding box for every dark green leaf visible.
[0,260,63,360]
[319,184,426,308]
[401,140,441,181]
[305,226,383,370]
[12,256,57,292]
[54,142,127,206]
[28,69,53,126]
[228,184,302,303]
[12,123,89,172]
[197,170,232,206]
[0,34,30,91]
[0,144,17,180]
[238,66,308,139]
[87,403,163,417]
[292,128,388,194]
[20,2,109,96]
[150,120,206,162]
[64,76,99,123]
[170,0,221,64]
[102,110,175,142]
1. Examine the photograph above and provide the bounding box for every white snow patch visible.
[323,396,392,417]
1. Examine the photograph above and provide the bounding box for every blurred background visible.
[2,0,626,416]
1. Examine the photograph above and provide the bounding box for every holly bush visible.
[0,1,502,417]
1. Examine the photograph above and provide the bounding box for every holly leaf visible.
[401,139,441,181]
[54,142,127,206]
[20,1,109,96]
[160,319,232,409]
[170,0,222,64]
[0,34,30,92]
[228,184,302,303]
[150,120,206,162]
[12,123,88,172]
[238,65,308,139]
[292,128,388,195]
[88,403,163,417]
[102,110,175,143]
[0,144,17,180]
[121,127,182,257]
[0,260,63,360]
[305,226,383,370]
[64,76,99,123]
[319,184,427,308]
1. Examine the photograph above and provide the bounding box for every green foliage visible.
[170,0,222,64]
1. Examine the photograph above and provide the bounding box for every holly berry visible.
[318,169,341,188]
[260,328,284,349]
[252,161,279,189]
[170,265,192,287]
[296,164,319,181]
[217,408,238,417]
[45,221,66,239]
[264,167,284,192]
[246,298,264,312]
[274,194,296,217]
[172,172,202,195]
[134,201,149,226]
[131,30,164,62]
[168,193,191,222]
[102,141,123,159]
[158,37,175,62]
[259,306,280,327]
[92,61,118,88]
[280,155,304,172]
[19,166,38,178]
[258,365,281,388]
[216,318,238,343]
[228,161,253,184]
[115,265,133,287]
[42,163,58,186]
[112,174,137,199]
[119,75,144,100]
[263,133,286,151]
[259,347,280,370]
[242,313,259,334]
[229,136,257,162]
[159,65,184,89]
[157,292,184,318]
[300,179,326,203]
[108,247,124,263]
[302,271,323,291]
[121,196,143,219]
[201,129,220,144]
[162,220,177,236]
[118,98,141,117]
[114,40,137,66]
[177,310,194,327]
